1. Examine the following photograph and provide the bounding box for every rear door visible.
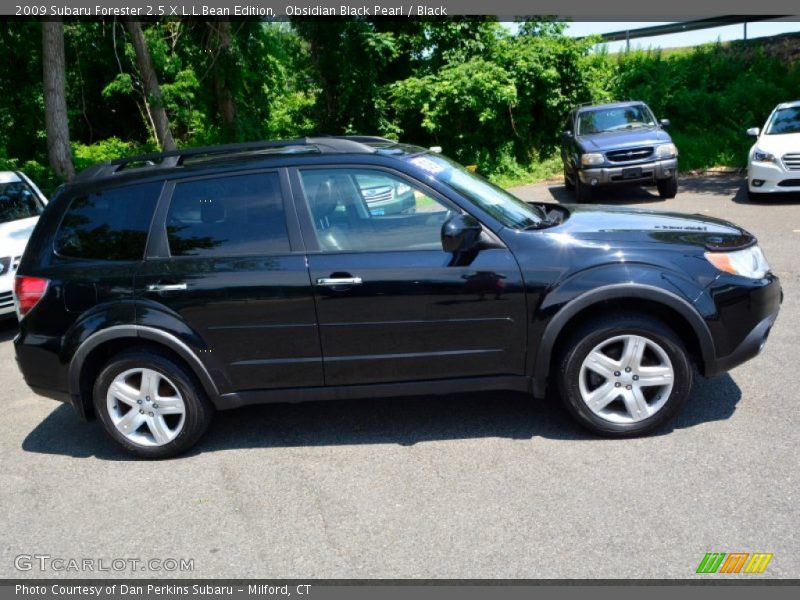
[290,165,527,387]
[135,169,323,394]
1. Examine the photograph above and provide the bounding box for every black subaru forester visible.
[13,137,782,458]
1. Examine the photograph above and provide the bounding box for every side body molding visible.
[531,283,716,397]
[68,325,221,404]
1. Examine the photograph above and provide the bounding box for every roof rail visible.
[73,136,384,183]
[329,135,396,144]
[576,99,642,109]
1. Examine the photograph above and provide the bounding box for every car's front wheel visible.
[557,314,692,437]
[574,174,593,202]
[657,173,678,199]
[93,350,214,459]
[564,166,575,191]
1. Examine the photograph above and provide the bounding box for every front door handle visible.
[316,277,362,287]
[146,283,188,292]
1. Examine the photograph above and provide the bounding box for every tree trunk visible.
[42,20,75,180]
[124,20,176,151]
[211,19,236,139]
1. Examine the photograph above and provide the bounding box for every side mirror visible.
[659,118,671,129]
[442,213,483,254]
[746,127,760,137]
[561,130,572,139]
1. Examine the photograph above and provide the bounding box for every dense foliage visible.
[1,18,799,193]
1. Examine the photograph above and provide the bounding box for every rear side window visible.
[55,182,161,261]
[166,172,289,257]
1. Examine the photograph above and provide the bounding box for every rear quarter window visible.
[54,182,162,261]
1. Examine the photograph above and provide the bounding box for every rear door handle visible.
[316,277,362,287]
[146,283,188,292]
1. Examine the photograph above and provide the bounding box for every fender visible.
[68,325,221,405]
[531,283,716,398]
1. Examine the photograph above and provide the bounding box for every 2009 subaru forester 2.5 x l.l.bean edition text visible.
[13,137,782,458]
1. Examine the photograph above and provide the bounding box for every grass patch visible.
[488,155,563,188]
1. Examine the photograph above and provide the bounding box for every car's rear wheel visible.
[93,350,213,459]
[657,173,678,199]
[557,314,692,436]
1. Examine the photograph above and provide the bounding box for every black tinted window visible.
[55,182,161,261]
[0,180,45,223]
[166,173,289,257]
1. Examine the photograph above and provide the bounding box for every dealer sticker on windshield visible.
[408,156,445,175]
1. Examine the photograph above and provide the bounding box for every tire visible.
[574,174,593,202]
[747,188,767,202]
[93,350,214,459]
[564,166,575,191]
[556,313,692,437]
[656,173,678,199]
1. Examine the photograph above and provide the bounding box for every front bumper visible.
[0,279,14,316]
[748,161,800,193]
[366,192,416,216]
[580,157,678,185]
[702,273,782,377]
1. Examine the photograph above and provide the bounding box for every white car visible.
[0,171,48,317]
[747,100,800,199]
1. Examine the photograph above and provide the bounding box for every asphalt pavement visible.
[1,175,797,579]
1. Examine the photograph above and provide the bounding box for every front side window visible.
[299,168,451,252]
[765,107,800,135]
[166,172,289,257]
[577,105,656,135]
[0,179,45,224]
[55,182,161,261]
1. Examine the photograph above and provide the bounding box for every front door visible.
[291,166,527,387]
[135,169,323,394]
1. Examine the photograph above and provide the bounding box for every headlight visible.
[395,182,411,195]
[752,148,777,163]
[655,143,678,159]
[581,153,604,166]
[704,245,770,279]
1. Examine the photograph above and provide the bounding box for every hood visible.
[753,132,800,156]
[578,127,672,151]
[0,216,39,258]
[549,204,753,251]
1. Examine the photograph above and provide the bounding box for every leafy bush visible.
[72,137,157,172]
[604,42,800,169]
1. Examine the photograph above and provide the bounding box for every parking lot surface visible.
[1,175,798,579]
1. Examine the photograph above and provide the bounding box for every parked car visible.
[0,171,47,318]
[357,173,416,215]
[747,100,800,200]
[14,137,780,458]
[561,101,679,202]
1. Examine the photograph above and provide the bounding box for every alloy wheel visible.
[106,368,186,447]
[578,334,674,424]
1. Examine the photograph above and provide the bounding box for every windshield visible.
[577,105,656,135]
[404,153,545,229]
[765,106,800,135]
[0,180,45,224]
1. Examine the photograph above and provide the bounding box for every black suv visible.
[561,101,679,202]
[14,137,781,458]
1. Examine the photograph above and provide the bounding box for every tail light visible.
[14,275,49,319]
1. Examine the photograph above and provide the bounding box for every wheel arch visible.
[532,284,715,397]
[68,326,221,420]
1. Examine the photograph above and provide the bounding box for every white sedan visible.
[747,100,800,200]
[0,171,48,318]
